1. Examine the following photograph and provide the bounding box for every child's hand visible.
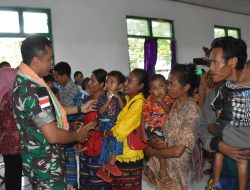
[88,120,97,130]
[71,120,83,131]
[81,100,97,113]
[216,110,221,118]
[149,138,167,149]
[207,124,216,135]
[151,96,163,104]
[141,130,148,143]
[113,91,120,99]
[107,91,114,101]
[104,129,113,137]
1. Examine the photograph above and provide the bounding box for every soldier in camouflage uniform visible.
[12,35,95,190]
[13,77,67,189]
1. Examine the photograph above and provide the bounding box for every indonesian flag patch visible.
[39,96,50,109]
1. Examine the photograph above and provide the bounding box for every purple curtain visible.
[144,38,157,79]
[170,40,177,69]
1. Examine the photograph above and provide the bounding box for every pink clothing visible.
[0,90,21,155]
[0,68,17,102]
[0,68,20,155]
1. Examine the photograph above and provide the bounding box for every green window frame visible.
[214,25,241,39]
[126,16,175,77]
[0,7,52,68]
[0,6,52,38]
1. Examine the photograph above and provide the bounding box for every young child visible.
[209,80,250,190]
[73,77,91,152]
[141,74,173,185]
[96,70,126,183]
[43,74,59,99]
[81,77,90,103]
[43,74,55,89]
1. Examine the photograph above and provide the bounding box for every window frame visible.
[214,25,241,39]
[126,16,175,74]
[126,16,175,40]
[0,6,52,39]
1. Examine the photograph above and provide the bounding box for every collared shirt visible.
[58,80,82,124]
[58,80,81,106]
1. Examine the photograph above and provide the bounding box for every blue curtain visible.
[144,38,157,79]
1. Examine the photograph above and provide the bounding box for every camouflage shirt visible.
[12,75,66,190]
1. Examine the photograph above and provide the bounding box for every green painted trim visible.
[170,20,175,39]
[214,25,241,39]
[148,19,153,37]
[127,34,172,40]
[126,16,175,73]
[126,15,175,40]
[0,6,54,65]
[0,6,52,39]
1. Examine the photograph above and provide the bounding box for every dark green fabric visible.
[222,157,250,178]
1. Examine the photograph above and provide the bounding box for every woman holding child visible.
[80,68,149,190]
[146,64,200,190]
[104,68,149,190]
[79,68,111,190]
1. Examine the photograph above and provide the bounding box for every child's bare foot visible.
[157,170,173,188]
[158,169,167,178]
[143,167,156,185]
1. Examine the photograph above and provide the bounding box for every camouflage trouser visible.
[22,154,66,190]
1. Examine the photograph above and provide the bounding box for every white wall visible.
[0,0,249,77]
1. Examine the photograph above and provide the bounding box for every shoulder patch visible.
[39,96,51,109]
[37,87,51,109]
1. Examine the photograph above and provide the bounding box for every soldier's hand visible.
[76,122,95,142]
[81,100,97,113]
[71,121,83,131]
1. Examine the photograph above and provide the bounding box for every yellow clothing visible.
[112,93,145,162]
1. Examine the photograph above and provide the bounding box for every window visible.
[214,25,240,39]
[0,7,52,68]
[126,16,174,78]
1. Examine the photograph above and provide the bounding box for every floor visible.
[0,155,210,190]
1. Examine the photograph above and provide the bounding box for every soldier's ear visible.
[31,56,39,66]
